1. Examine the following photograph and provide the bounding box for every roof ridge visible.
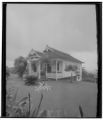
[35,50,43,54]
[47,46,75,58]
[29,49,43,54]
[46,46,83,63]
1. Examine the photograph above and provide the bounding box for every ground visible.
[7,74,97,117]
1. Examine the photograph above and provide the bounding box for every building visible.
[25,46,83,81]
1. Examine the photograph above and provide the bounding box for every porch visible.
[27,59,64,80]
[26,57,81,81]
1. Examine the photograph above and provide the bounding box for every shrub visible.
[24,75,38,86]
[83,77,97,83]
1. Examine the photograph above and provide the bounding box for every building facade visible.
[25,46,83,81]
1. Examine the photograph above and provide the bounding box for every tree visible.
[14,56,27,78]
[82,68,96,82]
[82,68,88,80]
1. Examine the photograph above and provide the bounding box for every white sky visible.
[6,4,97,72]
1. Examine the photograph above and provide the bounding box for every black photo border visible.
[2,2,102,118]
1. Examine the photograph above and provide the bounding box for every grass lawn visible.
[7,74,97,117]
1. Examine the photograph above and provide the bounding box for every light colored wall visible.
[46,73,56,79]
[27,60,40,77]
[28,58,82,80]
[63,71,76,77]
[27,60,35,75]
[46,73,63,79]
[46,60,63,79]
[46,59,82,80]
[51,61,56,72]
[78,64,82,81]
[62,60,82,81]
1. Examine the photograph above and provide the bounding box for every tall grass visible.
[79,105,84,118]
[6,87,84,117]
[6,88,43,117]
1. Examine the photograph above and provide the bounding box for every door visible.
[40,63,46,80]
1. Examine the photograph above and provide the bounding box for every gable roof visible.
[28,46,83,64]
[28,49,43,57]
[43,46,83,64]
[27,49,44,61]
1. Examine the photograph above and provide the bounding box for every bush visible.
[83,77,97,83]
[24,75,38,86]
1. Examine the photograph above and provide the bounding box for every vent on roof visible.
[44,45,53,53]
[44,49,51,53]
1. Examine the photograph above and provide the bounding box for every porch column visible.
[56,60,58,81]
[27,60,32,75]
[77,65,82,81]
[38,61,41,79]
[79,65,82,81]
[62,61,64,77]
[45,63,47,80]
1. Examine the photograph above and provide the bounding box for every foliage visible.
[6,87,24,117]
[6,88,43,117]
[14,56,27,78]
[82,68,97,82]
[24,75,38,86]
[9,67,17,74]
[32,93,43,117]
[6,87,85,118]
